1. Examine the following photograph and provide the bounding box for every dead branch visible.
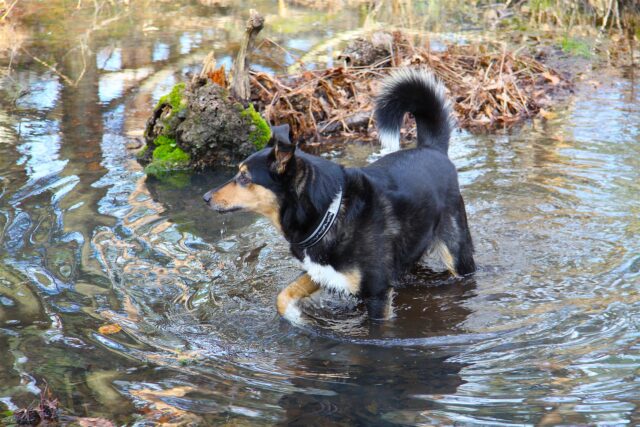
[246,31,571,142]
[231,9,264,103]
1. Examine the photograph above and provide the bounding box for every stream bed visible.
[1,1,639,425]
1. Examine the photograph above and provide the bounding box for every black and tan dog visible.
[203,68,475,322]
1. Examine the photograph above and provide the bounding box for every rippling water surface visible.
[1,1,639,425]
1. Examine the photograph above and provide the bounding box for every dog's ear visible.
[270,124,295,174]
[270,124,291,145]
[274,139,296,175]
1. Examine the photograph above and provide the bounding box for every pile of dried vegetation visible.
[249,31,572,143]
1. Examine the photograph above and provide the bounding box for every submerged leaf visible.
[76,417,117,427]
[98,324,122,335]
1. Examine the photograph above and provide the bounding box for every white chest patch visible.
[302,256,359,295]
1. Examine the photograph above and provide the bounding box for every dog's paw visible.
[282,301,304,325]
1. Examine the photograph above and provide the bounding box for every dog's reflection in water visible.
[294,265,476,337]
[276,267,476,426]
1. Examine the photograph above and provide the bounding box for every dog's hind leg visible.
[277,273,320,324]
[433,196,476,277]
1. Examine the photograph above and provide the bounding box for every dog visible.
[203,68,475,323]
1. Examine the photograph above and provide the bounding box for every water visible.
[1,1,639,425]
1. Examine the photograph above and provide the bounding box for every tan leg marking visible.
[343,269,362,294]
[432,239,458,277]
[383,288,396,320]
[276,274,320,319]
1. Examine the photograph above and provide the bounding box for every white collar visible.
[295,189,342,249]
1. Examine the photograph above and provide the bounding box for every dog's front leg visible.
[277,273,320,324]
[362,270,394,321]
[365,289,394,321]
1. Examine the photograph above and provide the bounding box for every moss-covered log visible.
[139,78,271,174]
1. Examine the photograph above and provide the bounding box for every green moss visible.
[144,135,191,176]
[136,144,148,159]
[144,168,191,189]
[144,159,189,175]
[156,82,187,111]
[560,36,591,57]
[154,83,188,133]
[241,104,271,150]
[154,135,175,146]
[153,143,189,163]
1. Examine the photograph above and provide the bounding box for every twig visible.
[231,9,265,103]
[262,37,298,62]
[0,0,19,21]
[21,48,75,86]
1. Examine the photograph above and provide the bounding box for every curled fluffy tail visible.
[375,68,453,154]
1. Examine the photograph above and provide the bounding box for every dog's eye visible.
[237,172,251,186]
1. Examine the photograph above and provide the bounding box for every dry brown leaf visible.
[539,109,557,120]
[208,65,227,88]
[542,71,560,85]
[98,324,122,335]
[77,418,116,427]
[249,32,568,140]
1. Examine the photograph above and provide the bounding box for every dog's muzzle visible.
[202,190,240,213]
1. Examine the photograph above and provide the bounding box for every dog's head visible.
[202,124,296,229]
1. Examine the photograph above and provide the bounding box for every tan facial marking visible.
[212,181,281,231]
[276,274,320,315]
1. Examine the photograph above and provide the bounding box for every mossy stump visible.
[140,77,271,175]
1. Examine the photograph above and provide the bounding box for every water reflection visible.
[152,42,170,63]
[280,353,466,426]
[277,271,474,425]
[1,0,640,425]
[96,47,122,72]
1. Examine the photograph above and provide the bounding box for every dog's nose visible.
[203,191,212,204]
